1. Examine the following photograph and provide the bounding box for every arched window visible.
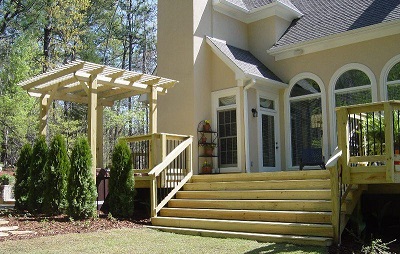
[334,69,372,107]
[329,64,376,150]
[289,78,323,167]
[386,61,400,100]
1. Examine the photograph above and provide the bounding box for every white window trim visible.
[380,54,400,101]
[211,87,242,173]
[257,90,280,172]
[285,73,328,169]
[329,63,377,151]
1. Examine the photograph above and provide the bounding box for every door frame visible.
[257,91,281,172]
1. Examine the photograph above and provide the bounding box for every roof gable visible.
[206,37,285,86]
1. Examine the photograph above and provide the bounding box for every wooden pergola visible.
[18,60,178,176]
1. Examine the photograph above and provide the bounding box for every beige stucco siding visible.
[213,11,248,50]
[157,0,195,135]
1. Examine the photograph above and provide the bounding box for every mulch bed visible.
[0,208,150,242]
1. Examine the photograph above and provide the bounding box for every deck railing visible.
[337,101,400,184]
[125,133,193,217]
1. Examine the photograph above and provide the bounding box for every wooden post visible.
[39,95,50,136]
[337,108,350,183]
[149,86,157,134]
[161,134,167,188]
[96,105,104,169]
[150,176,157,218]
[384,102,395,182]
[329,165,340,244]
[88,76,98,178]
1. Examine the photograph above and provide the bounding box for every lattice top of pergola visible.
[18,60,178,106]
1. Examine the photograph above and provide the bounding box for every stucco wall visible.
[157,0,195,135]
[212,11,248,50]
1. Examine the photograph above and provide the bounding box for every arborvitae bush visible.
[15,144,32,211]
[44,134,70,215]
[109,139,135,218]
[67,137,97,219]
[28,136,48,213]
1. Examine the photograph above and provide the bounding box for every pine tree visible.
[67,137,97,219]
[14,143,32,211]
[109,139,135,218]
[28,135,48,213]
[44,134,70,214]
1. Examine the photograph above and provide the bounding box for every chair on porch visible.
[299,148,326,170]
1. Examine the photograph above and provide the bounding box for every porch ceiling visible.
[18,60,178,106]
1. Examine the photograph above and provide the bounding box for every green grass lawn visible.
[1,227,328,254]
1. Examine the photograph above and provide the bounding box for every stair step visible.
[176,190,331,200]
[191,170,330,182]
[151,217,333,237]
[183,179,330,191]
[160,208,332,224]
[168,199,332,212]
[147,226,333,246]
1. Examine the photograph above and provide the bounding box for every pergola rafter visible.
[18,60,178,177]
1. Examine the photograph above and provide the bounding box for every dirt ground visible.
[0,208,150,242]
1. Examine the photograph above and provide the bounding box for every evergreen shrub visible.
[28,135,48,213]
[67,137,97,219]
[109,139,135,218]
[44,134,70,214]
[15,144,32,211]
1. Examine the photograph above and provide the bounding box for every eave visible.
[268,20,400,61]
[212,0,302,23]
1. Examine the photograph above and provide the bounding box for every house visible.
[157,0,400,174]
[145,0,400,246]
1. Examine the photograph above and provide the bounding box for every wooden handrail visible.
[326,148,342,168]
[148,136,193,177]
[125,133,154,142]
[148,135,193,217]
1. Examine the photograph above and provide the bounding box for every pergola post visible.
[88,76,98,178]
[149,86,158,134]
[96,105,104,169]
[39,95,50,136]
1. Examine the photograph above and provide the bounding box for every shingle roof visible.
[207,37,282,82]
[271,0,400,50]
[226,0,299,12]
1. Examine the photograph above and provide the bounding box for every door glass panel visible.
[260,98,274,110]
[262,114,275,167]
[218,109,237,167]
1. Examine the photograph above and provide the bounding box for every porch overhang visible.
[18,60,178,177]
[206,36,288,90]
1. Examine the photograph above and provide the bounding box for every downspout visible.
[243,78,256,173]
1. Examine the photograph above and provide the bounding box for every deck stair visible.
[150,170,339,246]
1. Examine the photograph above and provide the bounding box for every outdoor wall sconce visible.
[251,108,258,118]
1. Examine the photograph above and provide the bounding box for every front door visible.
[259,96,280,172]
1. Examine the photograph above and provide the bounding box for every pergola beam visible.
[22,62,84,90]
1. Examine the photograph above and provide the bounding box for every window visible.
[387,62,400,100]
[335,69,372,107]
[329,64,376,151]
[212,88,241,172]
[218,109,237,167]
[289,78,323,166]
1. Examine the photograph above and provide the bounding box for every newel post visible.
[329,165,341,245]
[337,108,350,183]
[384,102,395,182]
